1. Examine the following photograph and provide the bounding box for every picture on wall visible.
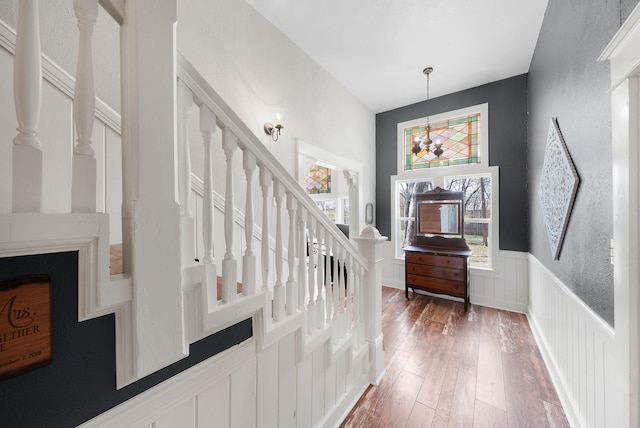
[539,118,580,260]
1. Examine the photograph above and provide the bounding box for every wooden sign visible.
[0,276,51,380]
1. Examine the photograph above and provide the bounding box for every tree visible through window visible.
[397,180,433,253]
[447,176,491,266]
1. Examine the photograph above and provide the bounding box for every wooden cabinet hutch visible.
[404,187,472,311]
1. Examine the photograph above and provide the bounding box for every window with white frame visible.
[392,103,498,269]
[304,162,349,225]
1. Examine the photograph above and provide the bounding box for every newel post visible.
[354,226,387,385]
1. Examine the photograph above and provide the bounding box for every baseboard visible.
[470,294,527,314]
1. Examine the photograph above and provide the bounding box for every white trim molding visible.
[599,3,640,426]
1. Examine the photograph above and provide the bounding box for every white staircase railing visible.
[2,1,387,421]
[176,52,377,349]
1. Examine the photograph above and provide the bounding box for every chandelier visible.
[412,66,443,158]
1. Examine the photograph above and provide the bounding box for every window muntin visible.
[404,113,480,171]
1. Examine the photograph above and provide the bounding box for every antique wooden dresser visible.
[404,187,472,311]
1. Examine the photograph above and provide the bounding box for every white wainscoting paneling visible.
[470,250,528,313]
[528,254,616,428]
[79,330,370,427]
[78,339,257,427]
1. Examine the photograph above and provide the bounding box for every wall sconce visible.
[264,114,284,142]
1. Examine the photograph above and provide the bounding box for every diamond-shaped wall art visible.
[539,118,580,260]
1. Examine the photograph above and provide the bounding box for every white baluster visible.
[346,254,354,332]
[307,216,316,335]
[355,264,363,345]
[331,239,340,342]
[338,248,348,338]
[338,245,346,339]
[242,149,257,295]
[222,128,238,302]
[324,234,333,324]
[315,225,325,330]
[260,167,272,295]
[177,80,195,265]
[286,192,297,316]
[71,0,99,213]
[273,179,285,321]
[343,169,359,240]
[200,104,217,307]
[13,0,42,213]
[297,207,308,311]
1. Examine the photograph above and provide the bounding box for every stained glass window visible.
[404,114,480,170]
[306,164,331,194]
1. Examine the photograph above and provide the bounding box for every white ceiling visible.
[245,0,549,113]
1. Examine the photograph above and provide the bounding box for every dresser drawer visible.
[406,274,465,298]
[406,263,465,281]
[405,252,465,270]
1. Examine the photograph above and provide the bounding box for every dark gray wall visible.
[0,252,252,427]
[527,0,639,327]
[376,75,529,252]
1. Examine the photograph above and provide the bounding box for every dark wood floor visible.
[341,286,569,428]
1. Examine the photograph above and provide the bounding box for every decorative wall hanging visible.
[0,275,51,379]
[539,118,580,260]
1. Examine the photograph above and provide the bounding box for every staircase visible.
[0,1,385,426]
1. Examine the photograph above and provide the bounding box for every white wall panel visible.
[154,398,195,428]
[528,254,615,428]
[230,352,257,428]
[311,345,326,425]
[296,354,313,427]
[278,333,297,428]
[257,342,279,428]
[325,358,337,414]
[198,378,230,427]
[336,352,347,401]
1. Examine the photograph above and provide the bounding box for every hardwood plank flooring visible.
[341,287,569,428]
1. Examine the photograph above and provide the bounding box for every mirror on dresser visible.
[403,187,472,311]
